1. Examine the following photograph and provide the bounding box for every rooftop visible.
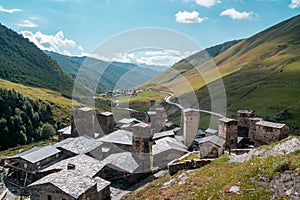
[58,126,71,135]
[118,118,141,124]
[205,128,218,135]
[9,146,60,164]
[28,170,97,199]
[100,152,141,173]
[237,110,254,114]
[40,154,105,178]
[132,122,150,128]
[77,107,93,112]
[98,130,132,145]
[152,137,188,155]
[256,120,287,129]
[249,117,263,121]
[198,135,226,147]
[219,117,237,123]
[101,111,113,117]
[54,136,103,155]
[152,130,175,140]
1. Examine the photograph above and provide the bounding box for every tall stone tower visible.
[132,122,152,173]
[182,109,199,148]
[248,117,262,143]
[218,117,238,149]
[71,107,95,138]
[237,110,255,137]
[94,111,114,136]
[154,107,166,132]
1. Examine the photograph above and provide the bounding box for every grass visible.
[177,152,199,162]
[123,138,300,200]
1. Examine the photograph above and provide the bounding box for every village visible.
[2,100,289,200]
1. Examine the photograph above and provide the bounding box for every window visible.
[62,198,67,200]
[23,163,28,169]
[47,195,52,200]
[36,162,40,166]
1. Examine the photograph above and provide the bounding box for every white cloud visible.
[0,5,22,13]
[113,50,197,66]
[194,0,221,8]
[17,20,38,28]
[19,30,84,56]
[175,11,206,24]
[289,0,300,9]
[220,8,253,20]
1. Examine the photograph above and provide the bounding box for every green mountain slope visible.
[0,23,74,97]
[142,14,300,134]
[45,51,168,93]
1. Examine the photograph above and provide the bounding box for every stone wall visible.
[168,159,213,176]
[95,113,114,135]
[248,118,262,142]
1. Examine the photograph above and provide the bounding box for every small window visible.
[47,195,52,200]
[36,162,41,166]
[62,198,67,200]
[23,163,28,169]
[56,154,59,158]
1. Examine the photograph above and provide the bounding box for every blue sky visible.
[0,0,299,66]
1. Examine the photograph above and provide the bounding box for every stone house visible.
[152,137,188,169]
[98,130,133,153]
[28,170,110,200]
[248,117,263,143]
[98,152,143,184]
[253,121,289,146]
[117,118,141,127]
[29,154,110,200]
[53,136,104,160]
[205,128,218,136]
[198,135,225,158]
[5,146,61,186]
[218,117,238,149]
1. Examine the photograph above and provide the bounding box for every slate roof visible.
[78,107,93,112]
[98,130,132,145]
[152,137,188,155]
[205,128,218,135]
[101,111,113,117]
[256,120,286,129]
[219,117,237,123]
[9,146,60,164]
[118,118,141,124]
[198,135,226,147]
[28,170,97,199]
[58,126,71,135]
[53,136,103,155]
[100,152,141,173]
[40,154,104,178]
[152,130,175,140]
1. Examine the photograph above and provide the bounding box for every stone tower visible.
[132,122,152,173]
[71,107,95,138]
[218,117,238,149]
[182,109,199,148]
[94,111,114,136]
[237,110,255,137]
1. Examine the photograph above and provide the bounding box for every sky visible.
[0,0,299,66]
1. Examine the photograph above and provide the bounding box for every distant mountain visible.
[0,23,74,97]
[145,14,300,134]
[45,51,168,93]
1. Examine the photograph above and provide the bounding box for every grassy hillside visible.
[124,137,300,200]
[0,23,74,97]
[45,51,168,93]
[136,14,300,134]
